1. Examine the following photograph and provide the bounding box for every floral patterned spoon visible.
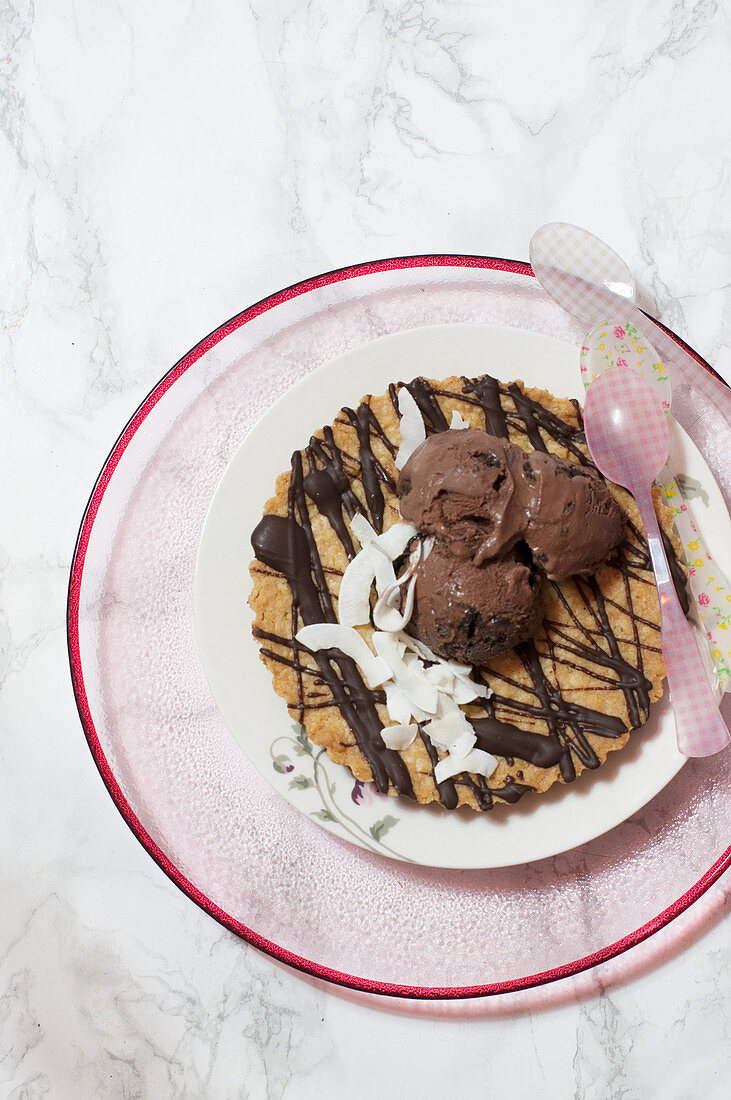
[583,365,730,758]
[580,319,670,411]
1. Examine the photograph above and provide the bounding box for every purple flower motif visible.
[613,325,626,339]
[272,753,295,775]
[351,779,366,805]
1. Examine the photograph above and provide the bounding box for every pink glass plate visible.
[67,256,731,999]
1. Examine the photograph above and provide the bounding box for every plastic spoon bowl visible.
[583,366,730,758]
[529,221,731,421]
[529,222,636,322]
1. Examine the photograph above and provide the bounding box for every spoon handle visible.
[637,310,731,425]
[634,485,730,758]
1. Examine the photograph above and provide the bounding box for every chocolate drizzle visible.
[462,375,590,465]
[303,468,357,559]
[402,378,450,432]
[470,711,566,770]
[252,450,412,798]
[462,375,508,438]
[419,728,534,810]
[474,642,629,784]
[340,404,397,532]
[251,373,689,810]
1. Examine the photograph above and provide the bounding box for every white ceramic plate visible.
[194,323,731,869]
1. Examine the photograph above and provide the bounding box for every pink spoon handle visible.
[634,484,730,757]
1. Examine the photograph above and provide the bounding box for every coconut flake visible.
[372,571,418,632]
[451,675,492,705]
[444,657,473,676]
[434,747,499,784]
[338,533,401,628]
[337,545,379,627]
[372,557,397,598]
[424,664,455,692]
[371,536,425,633]
[339,520,417,629]
[434,693,461,719]
[450,730,477,759]
[395,387,426,469]
[375,521,418,560]
[350,517,418,561]
[402,635,442,664]
[384,682,414,725]
[349,513,378,547]
[373,582,415,632]
[295,624,390,689]
[449,409,470,430]
[424,706,474,750]
[385,680,431,724]
[372,631,439,713]
[399,633,491,702]
[381,723,418,751]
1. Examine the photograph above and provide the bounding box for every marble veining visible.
[1,0,729,1096]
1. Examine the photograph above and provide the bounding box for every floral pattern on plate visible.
[270,725,411,860]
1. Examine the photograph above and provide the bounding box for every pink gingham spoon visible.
[529,221,731,421]
[583,365,730,758]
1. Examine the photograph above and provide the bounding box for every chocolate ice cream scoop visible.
[520,451,625,582]
[398,429,624,580]
[397,427,625,662]
[406,540,543,665]
[398,430,527,564]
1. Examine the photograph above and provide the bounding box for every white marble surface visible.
[1,0,730,1096]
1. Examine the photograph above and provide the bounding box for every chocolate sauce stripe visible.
[402,380,450,433]
[538,644,644,688]
[417,382,571,454]
[530,681,631,693]
[256,647,326,677]
[620,543,650,565]
[341,403,398,531]
[549,578,605,645]
[253,627,298,649]
[545,627,662,660]
[297,699,342,712]
[256,650,373,717]
[544,617,661,649]
[594,596,661,632]
[252,563,344,579]
[623,569,660,588]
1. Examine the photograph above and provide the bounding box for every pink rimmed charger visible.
[68,255,731,998]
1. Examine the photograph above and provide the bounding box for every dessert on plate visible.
[249,372,687,812]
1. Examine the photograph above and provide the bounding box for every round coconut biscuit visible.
[249,374,684,812]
